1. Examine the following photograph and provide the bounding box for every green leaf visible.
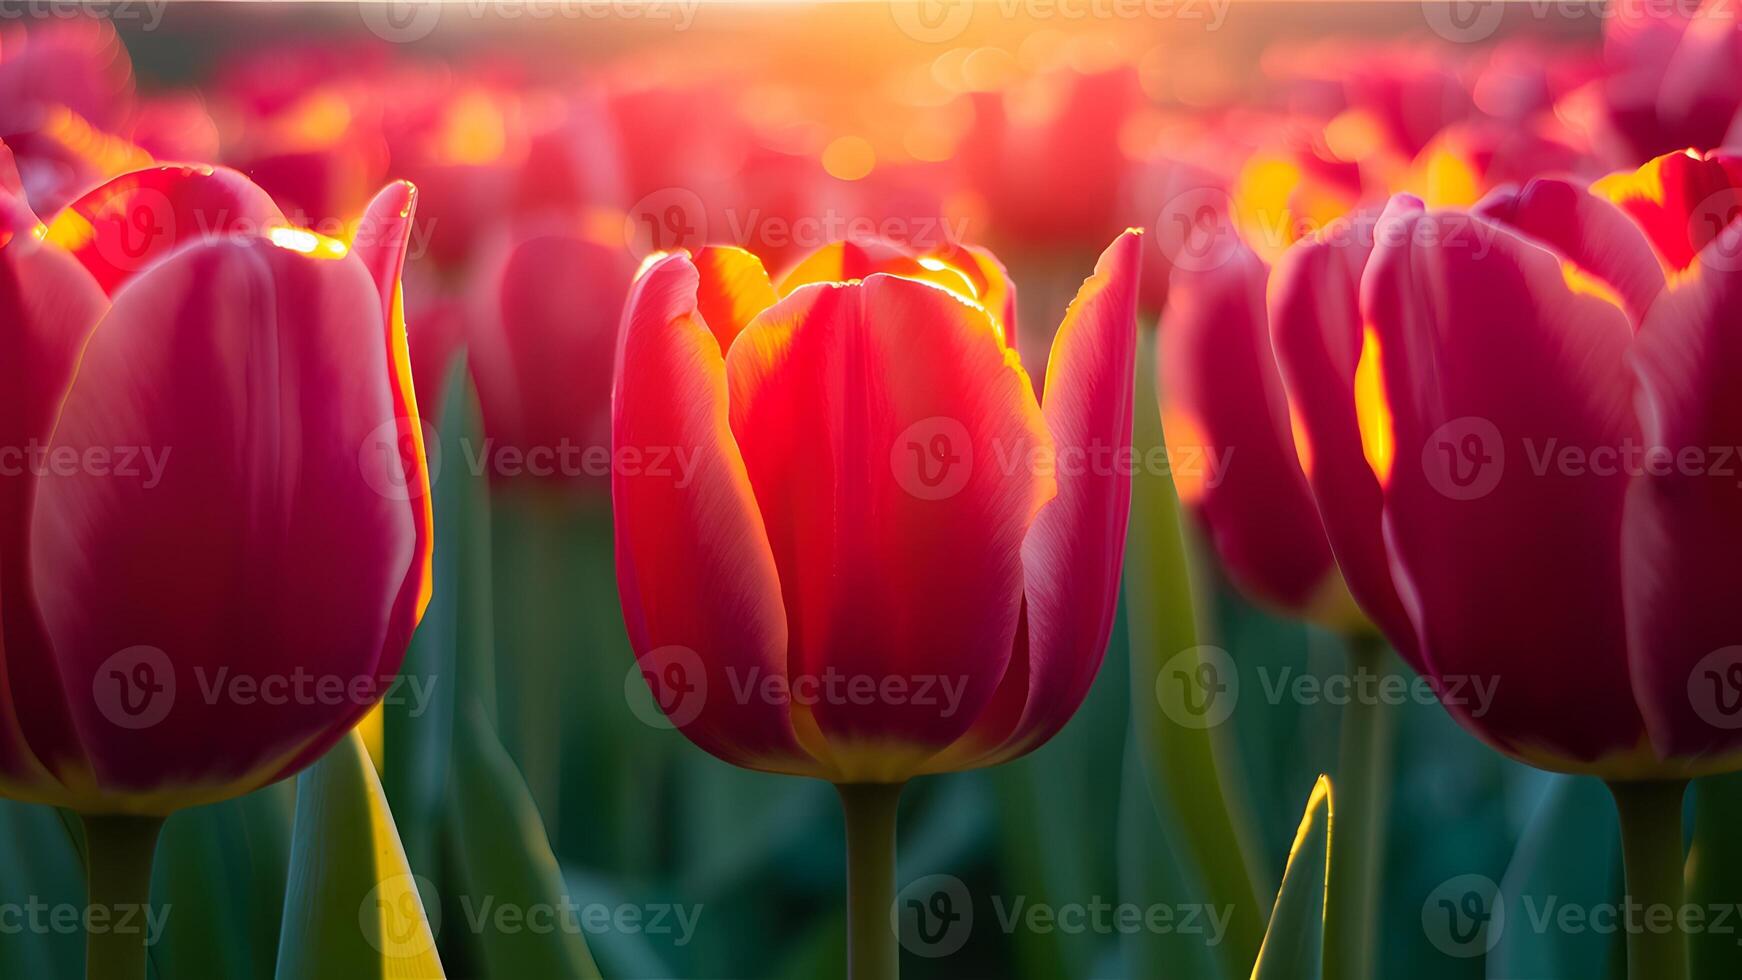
[0,800,84,978]
[1126,326,1268,977]
[150,783,294,980]
[988,611,1131,980]
[275,731,444,980]
[560,869,683,979]
[1117,731,1226,980]
[1488,775,1622,980]
[383,355,476,876]
[1251,776,1334,980]
[448,698,602,979]
[1688,772,1742,980]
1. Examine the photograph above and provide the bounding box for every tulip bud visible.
[1271,152,1742,779]
[0,161,430,815]
[612,232,1140,782]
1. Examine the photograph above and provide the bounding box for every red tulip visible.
[1270,149,1742,777]
[957,67,1140,252]
[466,220,638,489]
[612,231,1139,782]
[0,20,135,139]
[1156,208,1370,632]
[0,157,430,814]
[1600,0,1742,164]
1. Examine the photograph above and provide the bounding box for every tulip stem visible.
[79,813,164,980]
[838,782,904,980]
[1610,779,1689,980]
[1324,632,1396,980]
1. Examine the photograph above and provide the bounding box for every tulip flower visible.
[1270,149,1742,979]
[467,220,638,490]
[1157,208,1364,631]
[613,230,1139,979]
[957,67,1140,255]
[0,22,153,216]
[1600,0,1742,164]
[1,154,429,978]
[0,20,136,162]
[1156,204,1410,980]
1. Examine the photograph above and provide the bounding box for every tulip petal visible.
[261,182,434,783]
[0,187,107,802]
[1158,228,1336,612]
[468,230,634,486]
[44,164,287,296]
[777,239,988,328]
[1591,150,1742,276]
[28,236,420,811]
[0,140,25,200]
[611,253,818,776]
[692,245,777,352]
[1475,176,1667,325]
[727,274,1053,781]
[947,244,1019,348]
[1623,215,1742,763]
[1269,205,1424,668]
[945,230,1140,767]
[1363,206,1648,769]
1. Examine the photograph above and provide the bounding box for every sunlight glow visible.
[268,226,349,258]
[1353,326,1395,486]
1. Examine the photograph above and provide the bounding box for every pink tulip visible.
[0,155,430,814]
[1272,149,1742,777]
[612,231,1139,782]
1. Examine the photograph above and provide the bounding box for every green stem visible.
[1610,779,1689,980]
[838,782,904,980]
[80,813,165,980]
[1324,633,1396,980]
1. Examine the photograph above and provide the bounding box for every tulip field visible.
[5,2,1742,979]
